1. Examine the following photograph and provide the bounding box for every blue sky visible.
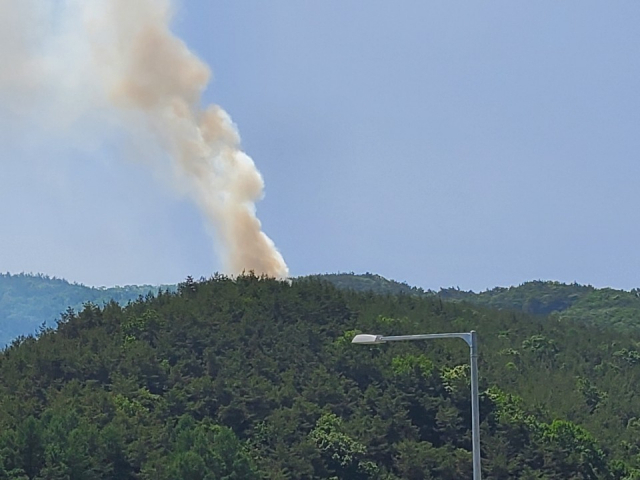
[1,1,639,291]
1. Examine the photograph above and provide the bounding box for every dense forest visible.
[306,273,429,297]
[4,272,640,348]
[319,274,640,333]
[0,273,169,346]
[439,281,640,332]
[2,274,640,478]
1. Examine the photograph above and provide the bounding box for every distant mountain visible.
[438,280,594,315]
[314,273,640,332]
[439,281,640,331]
[0,273,172,346]
[558,287,640,330]
[3,271,640,348]
[304,272,429,296]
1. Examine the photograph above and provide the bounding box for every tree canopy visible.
[0,273,170,346]
[1,274,640,478]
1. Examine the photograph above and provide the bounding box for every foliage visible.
[0,274,640,478]
[5,272,640,348]
[305,273,428,297]
[316,275,640,332]
[0,273,173,346]
[438,280,593,315]
[558,288,640,332]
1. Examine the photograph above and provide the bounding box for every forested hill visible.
[438,280,594,314]
[4,272,640,347]
[316,273,640,332]
[0,273,167,346]
[2,274,640,478]
[305,273,429,296]
[440,282,640,332]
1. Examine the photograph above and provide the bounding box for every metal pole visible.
[352,330,482,478]
[469,330,481,480]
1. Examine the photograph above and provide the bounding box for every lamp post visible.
[352,330,481,480]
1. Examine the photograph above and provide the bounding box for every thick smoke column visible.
[0,0,289,278]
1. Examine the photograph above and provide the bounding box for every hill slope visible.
[0,273,168,346]
[438,280,594,315]
[317,274,640,332]
[4,272,640,348]
[440,281,640,332]
[1,274,640,478]
[305,273,428,296]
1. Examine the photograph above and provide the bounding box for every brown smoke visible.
[2,0,289,278]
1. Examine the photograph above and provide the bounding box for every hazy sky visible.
[1,1,639,291]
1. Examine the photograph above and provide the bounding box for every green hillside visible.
[559,288,640,331]
[1,274,640,478]
[440,281,640,332]
[4,272,640,349]
[305,273,428,297]
[317,274,640,333]
[438,281,594,315]
[0,273,169,346]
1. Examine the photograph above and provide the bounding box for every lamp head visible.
[352,334,385,344]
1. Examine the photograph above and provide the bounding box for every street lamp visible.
[352,330,481,480]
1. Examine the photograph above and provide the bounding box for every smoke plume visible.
[0,0,289,279]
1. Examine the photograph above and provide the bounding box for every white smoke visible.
[0,0,289,279]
